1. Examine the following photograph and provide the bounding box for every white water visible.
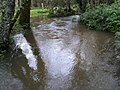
[14,34,37,70]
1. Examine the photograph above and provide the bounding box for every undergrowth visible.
[48,7,76,17]
[81,3,120,32]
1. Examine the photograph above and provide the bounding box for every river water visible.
[0,16,120,90]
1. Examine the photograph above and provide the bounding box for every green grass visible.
[30,8,49,17]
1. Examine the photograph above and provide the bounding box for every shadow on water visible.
[11,53,45,90]
[0,15,120,90]
[11,30,45,90]
[0,29,45,90]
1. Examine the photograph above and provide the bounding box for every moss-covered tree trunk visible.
[19,0,31,29]
[0,0,15,48]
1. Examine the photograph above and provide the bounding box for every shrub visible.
[48,7,75,17]
[81,3,120,32]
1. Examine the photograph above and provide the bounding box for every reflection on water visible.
[0,16,120,90]
[11,54,45,90]
[0,57,23,90]
[14,34,37,70]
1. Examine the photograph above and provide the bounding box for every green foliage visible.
[48,7,75,17]
[81,3,120,32]
[30,8,49,17]
[12,23,24,34]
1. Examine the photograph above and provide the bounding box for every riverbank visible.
[30,5,79,18]
[80,3,120,57]
[30,8,49,17]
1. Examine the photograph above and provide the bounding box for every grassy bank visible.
[30,8,49,17]
[48,7,76,17]
[30,4,80,18]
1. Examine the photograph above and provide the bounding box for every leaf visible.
[115,32,120,36]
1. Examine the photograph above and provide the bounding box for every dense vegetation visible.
[81,3,120,32]
[48,7,76,17]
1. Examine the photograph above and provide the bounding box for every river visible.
[0,16,120,90]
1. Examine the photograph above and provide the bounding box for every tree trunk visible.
[0,0,15,46]
[19,0,31,29]
[67,0,71,11]
[0,0,31,49]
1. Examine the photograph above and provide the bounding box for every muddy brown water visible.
[0,16,120,90]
